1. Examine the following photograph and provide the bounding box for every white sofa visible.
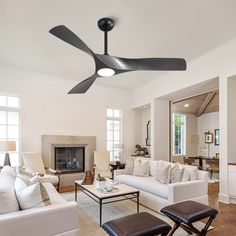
[0,166,79,236]
[114,160,208,212]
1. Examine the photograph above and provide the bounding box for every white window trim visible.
[172,113,186,156]
[106,108,122,162]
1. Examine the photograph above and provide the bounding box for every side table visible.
[109,162,125,179]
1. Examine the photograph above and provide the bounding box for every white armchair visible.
[22,152,61,191]
[94,150,111,178]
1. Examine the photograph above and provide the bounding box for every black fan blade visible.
[49,25,95,57]
[96,54,186,71]
[68,74,97,94]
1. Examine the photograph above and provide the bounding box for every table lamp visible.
[114,144,124,162]
[0,141,16,166]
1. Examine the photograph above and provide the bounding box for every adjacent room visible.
[1,1,236,236]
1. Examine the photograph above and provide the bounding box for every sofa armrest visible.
[0,202,78,236]
[114,169,125,179]
[168,180,208,203]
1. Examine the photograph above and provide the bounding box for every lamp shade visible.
[0,141,16,152]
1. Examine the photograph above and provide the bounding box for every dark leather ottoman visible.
[161,201,218,236]
[102,212,171,236]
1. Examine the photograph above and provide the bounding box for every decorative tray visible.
[97,187,119,194]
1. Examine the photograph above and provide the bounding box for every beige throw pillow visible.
[15,177,51,210]
[133,158,149,177]
[155,161,171,184]
[170,163,184,183]
[124,158,134,175]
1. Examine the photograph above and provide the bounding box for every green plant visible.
[97,173,106,181]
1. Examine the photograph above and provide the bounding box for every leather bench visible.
[161,200,218,236]
[102,212,171,236]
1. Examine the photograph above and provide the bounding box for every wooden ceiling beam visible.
[197,92,216,117]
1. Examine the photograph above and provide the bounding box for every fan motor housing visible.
[98,18,114,32]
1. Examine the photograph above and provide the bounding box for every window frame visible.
[172,113,186,156]
[106,108,122,162]
[0,94,21,166]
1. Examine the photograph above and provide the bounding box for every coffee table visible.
[75,180,139,226]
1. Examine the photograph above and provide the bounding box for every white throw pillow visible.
[1,165,16,179]
[124,158,134,175]
[170,163,184,183]
[149,160,159,176]
[155,161,171,184]
[133,158,149,177]
[183,165,198,181]
[0,173,20,214]
[182,168,191,182]
[15,177,51,210]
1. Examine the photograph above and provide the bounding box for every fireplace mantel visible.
[42,135,96,186]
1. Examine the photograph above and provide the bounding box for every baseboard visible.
[218,193,230,203]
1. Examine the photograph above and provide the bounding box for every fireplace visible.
[54,147,85,174]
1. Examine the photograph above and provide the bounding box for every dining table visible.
[188,156,218,169]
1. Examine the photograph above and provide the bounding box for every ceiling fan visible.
[49,18,187,94]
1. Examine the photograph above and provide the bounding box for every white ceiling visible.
[1,0,236,90]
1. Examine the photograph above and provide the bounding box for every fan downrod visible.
[97,18,114,32]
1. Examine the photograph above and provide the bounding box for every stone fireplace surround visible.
[42,135,96,187]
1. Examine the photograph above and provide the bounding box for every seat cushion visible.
[0,173,20,214]
[30,174,59,184]
[102,212,171,236]
[161,200,218,224]
[116,175,168,199]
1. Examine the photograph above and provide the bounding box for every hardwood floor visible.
[61,183,236,235]
[208,183,236,235]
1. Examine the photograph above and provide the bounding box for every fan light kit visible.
[97,68,115,77]
[49,18,187,94]
[184,103,190,107]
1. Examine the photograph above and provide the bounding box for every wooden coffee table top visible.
[75,180,139,199]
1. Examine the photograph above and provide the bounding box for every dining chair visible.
[205,159,219,179]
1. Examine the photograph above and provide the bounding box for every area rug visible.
[61,191,212,236]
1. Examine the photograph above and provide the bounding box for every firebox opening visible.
[54,147,85,174]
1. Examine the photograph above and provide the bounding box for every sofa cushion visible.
[170,163,184,183]
[182,165,198,181]
[0,173,20,214]
[124,158,134,175]
[155,161,171,184]
[116,175,168,199]
[15,177,51,210]
[133,158,149,177]
[149,160,159,177]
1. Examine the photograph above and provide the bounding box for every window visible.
[0,95,20,166]
[106,109,122,161]
[173,113,186,156]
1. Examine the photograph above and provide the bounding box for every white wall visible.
[227,77,236,164]
[197,112,219,157]
[0,66,134,163]
[151,99,169,161]
[134,106,151,154]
